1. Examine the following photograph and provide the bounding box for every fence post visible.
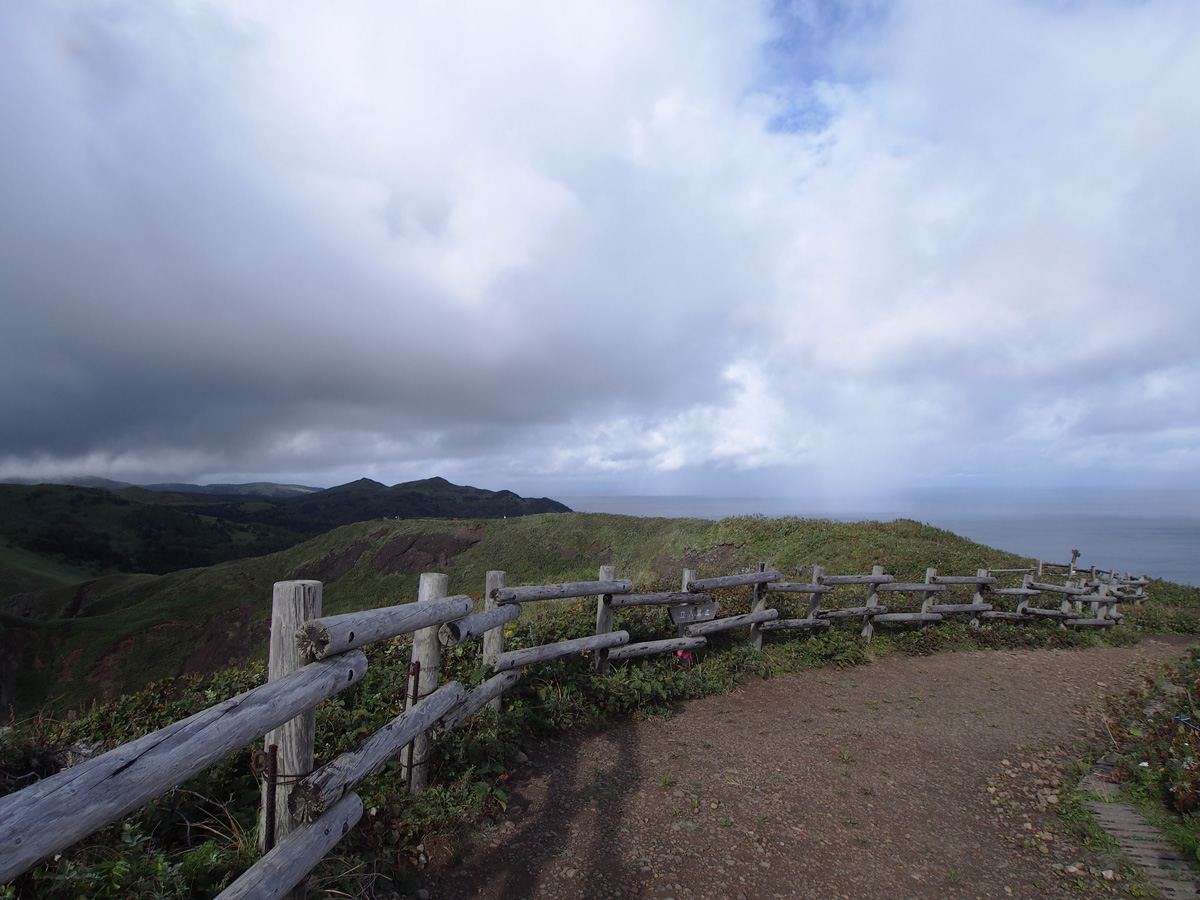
[260,580,322,854]
[405,572,447,793]
[807,565,826,618]
[861,565,884,642]
[679,569,696,637]
[483,570,506,712]
[594,564,617,674]
[921,568,938,615]
[970,569,988,628]
[750,562,767,651]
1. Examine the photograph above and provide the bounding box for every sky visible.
[2,0,1199,508]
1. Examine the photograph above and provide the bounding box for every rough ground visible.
[426,636,1195,900]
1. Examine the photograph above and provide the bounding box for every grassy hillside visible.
[0,478,570,603]
[1,511,1067,715]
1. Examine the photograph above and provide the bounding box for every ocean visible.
[557,492,1200,587]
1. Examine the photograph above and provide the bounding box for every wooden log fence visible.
[0,544,1140,894]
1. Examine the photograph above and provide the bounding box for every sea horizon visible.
[557,490,1200,587]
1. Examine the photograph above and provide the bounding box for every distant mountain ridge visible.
[0,477,570,600]
[1,476,321,497]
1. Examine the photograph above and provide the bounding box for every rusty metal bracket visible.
[404,660,421,789]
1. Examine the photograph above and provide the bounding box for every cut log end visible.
[289,782,329,825]
[296,621,333,662]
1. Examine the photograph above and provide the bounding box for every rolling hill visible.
[0,477,570,602]
[0,511,1042,716]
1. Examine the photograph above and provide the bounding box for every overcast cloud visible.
[2,0,1198,504]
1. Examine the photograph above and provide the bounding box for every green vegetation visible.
[0,477,569,603]
[1,509,1196,897]
[1,512,1053,714]
[1101,645,1200,861]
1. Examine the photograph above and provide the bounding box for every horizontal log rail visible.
[607,636,708,662]
[927,603,993,614]
[1025,607,1077,619]
[440,604,522,647]
[928,575,997,585]
[299,596,473,660]
[872,612,943,624]
[687,571,783,591]
[683,608,779,637]
[980,611,1035,623]
[765,582,835,594]
[0,650,368,881]
[877,582,946,592]
[817,605,890,619]
[1029,582,1091,595]
[493,631,630,672]
[759,617,832,631]
[492,580,633,604]
[817,573,895,585]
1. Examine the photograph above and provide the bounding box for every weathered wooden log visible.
[1024,608,1076,619]
[492,585,633,607]
[482,571,506,712]
[750,562,770,651]
[928,603,993,614]
[1029,582,1090,595]
[607,591,714,607]
[0,650,367,881]
[492,580,633,604]
[608,637,708,661]
[440,603,521,647]
[493,631,630,672]
[594,565,618,675]
[877,583,946,592]
[988,587,1042,596]
[404,573,447,793]
[261,580,321,851]
[979,611,1035,623]
[216,792,364,900]
[929,575,997,585]
[818,573,895,585]
[765,582,835,594]
[817,605,890,619]
[292,681,465,822]
[683,608,779,637]
[871,613,943,624]
[301,595,473,660]
[759,617,832,631]
[438,672,522,733]
[1065,618,1118,627]
[687,571,783,591]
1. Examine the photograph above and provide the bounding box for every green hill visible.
[0,512,1045,716]
[0,478,570,603]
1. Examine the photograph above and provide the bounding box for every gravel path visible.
[425,637,1193,900]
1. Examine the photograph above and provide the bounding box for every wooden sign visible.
[669,602,719,625]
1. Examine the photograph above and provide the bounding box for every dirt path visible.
[426,637,1193,900]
